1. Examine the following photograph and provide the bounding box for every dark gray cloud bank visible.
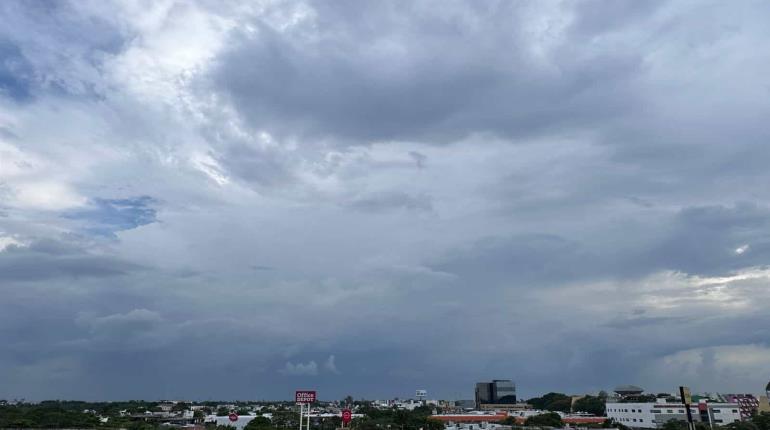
[2,0,770,401]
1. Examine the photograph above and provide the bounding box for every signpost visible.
[296,391,317,430]
[680,386,695,430]
[229,412,239,423]
[296,391,317,403]
[342,409,352,427]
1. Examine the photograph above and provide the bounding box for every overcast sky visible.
[2,0,770,402]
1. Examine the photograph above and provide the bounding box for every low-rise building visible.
[606,401,741,429]
[430,412,509,424]
[478,403,532,412]
[721,394,759,420]
[759,396,770,414]
[444,423,509,430]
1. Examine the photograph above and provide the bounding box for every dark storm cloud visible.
[433,203,770,287]
[0,40,34,101]
[646,203,770,275]
[211,1,646,143]
[0,239,144,281]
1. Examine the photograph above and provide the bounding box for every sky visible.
[1,0,770,402]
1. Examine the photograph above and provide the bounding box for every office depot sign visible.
[295,390,317,404]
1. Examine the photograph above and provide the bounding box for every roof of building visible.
[430,414,508,423]
[508,416,607,425]
[614,385,644,394]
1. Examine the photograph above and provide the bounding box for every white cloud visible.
[0,235,21,251]
[11,181,86,211]
[281,360,318,376]
[324,355,340,374]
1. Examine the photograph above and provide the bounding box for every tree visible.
[501,417,517,426]
[272,410,299,429]
[525,412,563,428]
[424,418,443,430]
[548,398,572,413]
[173,403,190,412]
[351,417,379,430]
[572,396,605,416]
[602,418,629,430]
[244,416,273,430]
[751,413,770,430]
[527,393,572,412]
[217,407,231,416]
[724,421,759,430]
[660,420,710,430]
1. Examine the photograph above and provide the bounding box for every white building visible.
[606,402,741,429]
[205,414,260,430]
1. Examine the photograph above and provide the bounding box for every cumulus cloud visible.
[281,360,319,376]
[324,355,340,374]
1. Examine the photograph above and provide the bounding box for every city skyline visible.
[2,0,770,400]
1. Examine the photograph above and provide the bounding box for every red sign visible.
[295,390,317,404]
[342,409,352,425]
[228,413,238,422]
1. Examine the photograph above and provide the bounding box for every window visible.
[732,410,738,413]
[633,419,637,422]
[713,410,720,414]
[651,410,661,413]
[640,419,644,422]
[667,410,673,413]
[678,410,684,413]
[715,420,723,423]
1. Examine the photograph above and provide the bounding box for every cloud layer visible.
[1,0,770,401]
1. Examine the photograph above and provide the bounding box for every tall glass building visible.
[475,380,517,405]
[492,379,517,404]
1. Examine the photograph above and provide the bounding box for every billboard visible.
[295,390,317,404]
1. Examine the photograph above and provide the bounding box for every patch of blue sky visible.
[64,196,158,238]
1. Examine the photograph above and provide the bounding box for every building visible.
[443,423,509,430]
[606,401,741,429]
[759,396,770,414]
[721,394,759,420]
[205,415,260,430]
[475,380,517,406]
[615,385,644,396]
[476,383,494,405]
[762,381,770,414]
[430,412,509,424]
[458,400,476,409]
[477,403,532,412]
